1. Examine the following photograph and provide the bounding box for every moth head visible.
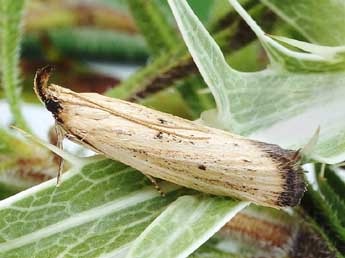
[34,66,63,121]
[34,65,55,103]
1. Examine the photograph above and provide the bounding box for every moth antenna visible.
[55,123,65,186]
[143,173,165,196]
[33,65,54,103]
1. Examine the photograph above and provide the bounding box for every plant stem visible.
[0,0,30,131]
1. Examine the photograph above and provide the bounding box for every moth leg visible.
[65,129,89,143]
[143,173,165,196]
[55,124,65,186]
[65,132,80,141]
[80,130,91,142]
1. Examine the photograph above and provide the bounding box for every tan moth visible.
[34,66,305,208]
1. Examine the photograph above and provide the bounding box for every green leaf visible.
[107,1,266,117]
[0,157,188,257]
[127,195,248,258]
[265,35,345,72]
[186,0,214,23]
[126,0,214,118]
[261,0,345,46]
[168,0,345,164]
[0,0,29,131]
[225,0,345,72]
[47,28,148,63]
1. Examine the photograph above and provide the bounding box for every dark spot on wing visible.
[198,165,206,170]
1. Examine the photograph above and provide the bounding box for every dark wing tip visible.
[255,141,306,207]
[277,165,306,207]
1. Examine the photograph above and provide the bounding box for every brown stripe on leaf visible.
[128,53,197,101]
[219,209,337,258]
[221,212,292,247]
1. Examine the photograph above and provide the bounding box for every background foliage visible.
[0,0,344,257]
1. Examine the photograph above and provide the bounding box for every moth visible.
[34,66,305,208]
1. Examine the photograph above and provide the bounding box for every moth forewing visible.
[34,66,305,208]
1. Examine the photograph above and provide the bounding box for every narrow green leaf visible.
[0,158,188,257]
[168,0,345,164]
[319,178,345,228]
[127,0,179,55]
[0,0,29,131]
[105,46,194,100]
[325,168,345,202]
[302,185,345,254]
[127,195,248,258]
[47,28,148,62]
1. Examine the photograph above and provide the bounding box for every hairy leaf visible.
[106,1,269,117]
[319,178,345,228]
[261,0,345,46]
[168,0,345,164]
[127,195,248,258]
[0,158,188,257]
